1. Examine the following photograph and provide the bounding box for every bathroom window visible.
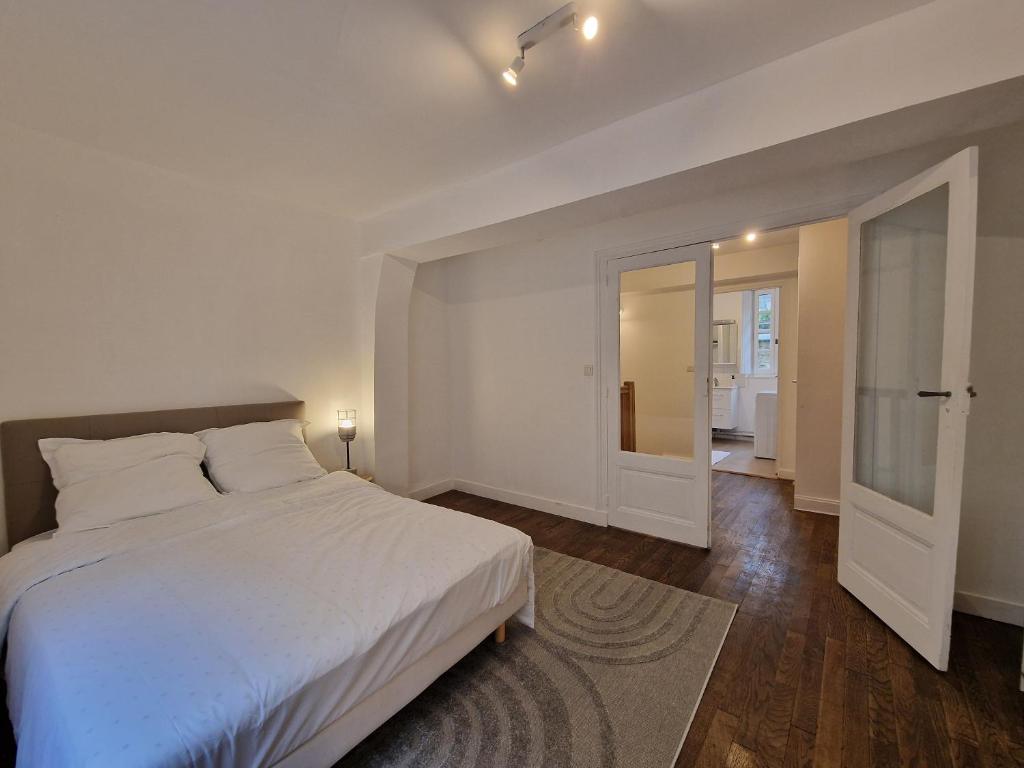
[751,287,779,377]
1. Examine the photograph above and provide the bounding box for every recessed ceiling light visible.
[712,243,720,250]
[581,15,599,40]
[745,232,758,243]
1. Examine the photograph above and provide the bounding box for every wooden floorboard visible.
[428,472,1024,768]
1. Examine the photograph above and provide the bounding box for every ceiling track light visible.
[502,55,525,86]
[502,2,598,87]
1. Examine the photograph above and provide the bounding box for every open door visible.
[603,243,712,547]
[839,147,978,671]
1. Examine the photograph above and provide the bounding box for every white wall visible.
[713,292,744,334]
[443,236,598,512]
[360,254,417,493]
[956,234,1024,625]
[406,181,815,510]
[0,121,362,552]
[408,260,452,495]
[794,220,849,514]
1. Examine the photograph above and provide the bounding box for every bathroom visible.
[710,228,799,479]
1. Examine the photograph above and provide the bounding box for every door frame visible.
[594,196,865,520]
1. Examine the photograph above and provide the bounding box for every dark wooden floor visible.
[430,473,1024,768]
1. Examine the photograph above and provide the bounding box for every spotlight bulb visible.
[581,15,599,40]
[502,56,525,86]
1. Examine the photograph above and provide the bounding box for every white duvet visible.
[0,472,534,768]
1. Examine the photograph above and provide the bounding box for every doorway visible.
[708,227,800,481]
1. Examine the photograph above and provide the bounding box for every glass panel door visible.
[853,184,949,513]
[604,242,712,548]
[839,147,977,671]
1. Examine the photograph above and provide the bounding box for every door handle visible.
[917,390,952,398]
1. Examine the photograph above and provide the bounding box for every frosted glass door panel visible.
[620,261,697,459]
[853,184,949,514]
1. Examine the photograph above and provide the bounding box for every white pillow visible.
[38,432,219,535]
[196,419,326,494]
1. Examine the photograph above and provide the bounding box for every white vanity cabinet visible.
[712,386,738,430]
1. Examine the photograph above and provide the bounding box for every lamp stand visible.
[344,441,353,473]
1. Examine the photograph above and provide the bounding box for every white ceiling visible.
[0,0,932,219]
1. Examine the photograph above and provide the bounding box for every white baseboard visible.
[794,493,840,516]
[954,590,1024,627]
[407,479,454,501]
[777,467,796,481]
[452,479,608,527]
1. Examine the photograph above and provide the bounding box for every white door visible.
[839,147,978,671]
[603,243,712,547]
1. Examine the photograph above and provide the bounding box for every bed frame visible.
[0,400,525,766]
[274,583,523,767]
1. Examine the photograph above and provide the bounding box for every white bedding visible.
[0,472,534,768]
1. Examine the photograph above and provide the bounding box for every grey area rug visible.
[339,547,737,768]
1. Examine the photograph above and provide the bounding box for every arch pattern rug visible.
[340,547,737,768]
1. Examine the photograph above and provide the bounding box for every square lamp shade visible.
[337,410,357,442]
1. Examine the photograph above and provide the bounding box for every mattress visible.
[0,472,534,767]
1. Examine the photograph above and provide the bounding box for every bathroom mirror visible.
[712,320,738,365]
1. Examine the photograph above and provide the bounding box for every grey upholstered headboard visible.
[0,401,306,547]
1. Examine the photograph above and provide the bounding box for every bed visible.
[0,401,534,767]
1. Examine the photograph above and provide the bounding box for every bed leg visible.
[494,622,506,644]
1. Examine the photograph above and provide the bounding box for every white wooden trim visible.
[953,591,1024,628]
[407,479,455,501]
[794,494,839,516]
[452,479,609,527]
[594,253,609,514]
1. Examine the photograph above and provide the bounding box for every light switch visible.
[583,364,594,377]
